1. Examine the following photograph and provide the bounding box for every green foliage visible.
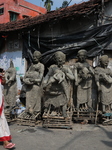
[62,1,68,8]
[55,0,69,10]
[42,0,53,11]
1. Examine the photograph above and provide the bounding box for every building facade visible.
[0,0,46,23]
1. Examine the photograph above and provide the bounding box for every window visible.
[22,15,30,19]
[0,7,4,15]
[10,12,18,21]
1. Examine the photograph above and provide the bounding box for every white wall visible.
[0,51,25,90]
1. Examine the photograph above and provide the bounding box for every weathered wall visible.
[0,32,25,89]
[102,1,112,51]
[103,1,112,25]
[36,14,97,38]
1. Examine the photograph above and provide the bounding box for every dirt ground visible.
[1,122,112,150]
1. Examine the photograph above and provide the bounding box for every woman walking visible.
[0,70,15,149]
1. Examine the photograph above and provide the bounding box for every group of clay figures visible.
[3,49,112,118]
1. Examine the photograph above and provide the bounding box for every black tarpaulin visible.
[23,23,112,66]
[0,35,4,50]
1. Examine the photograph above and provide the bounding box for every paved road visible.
[1,123,112,150]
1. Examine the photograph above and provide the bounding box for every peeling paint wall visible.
[0,33,25,90]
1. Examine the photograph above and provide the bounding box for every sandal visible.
[4,143,15,149]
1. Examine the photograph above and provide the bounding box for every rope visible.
[93,38,103,50]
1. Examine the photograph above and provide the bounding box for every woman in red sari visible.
[0,70,15,149]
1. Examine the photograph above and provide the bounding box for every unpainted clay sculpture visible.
[43,51,74,117]
[23,51,44,115]
[4,60,17,112]
[95,55,112,112]
[73,49,94,111]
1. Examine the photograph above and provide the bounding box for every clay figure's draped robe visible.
[95,67,112,105]
[74,62,93,105]
[44,65,71,108]
[77,78,92,105]
[4,68,17,108]
[24,62,44,112]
